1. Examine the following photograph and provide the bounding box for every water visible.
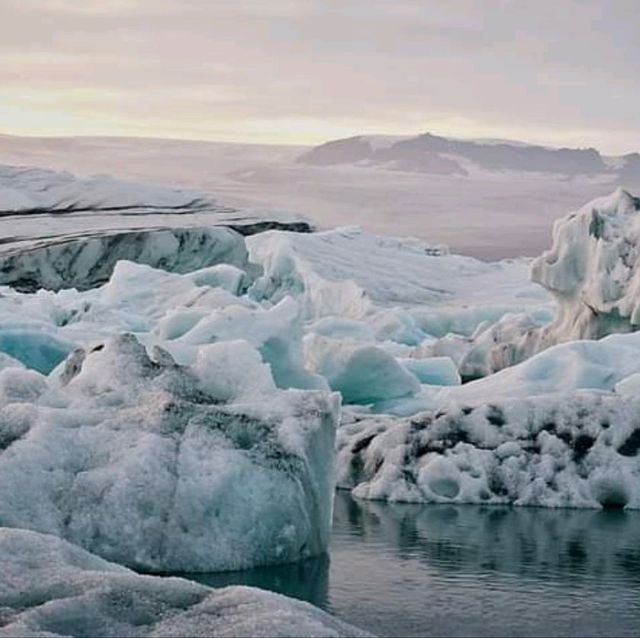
[186,491,640,637]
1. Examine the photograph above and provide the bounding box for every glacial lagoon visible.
[188,491,640,637]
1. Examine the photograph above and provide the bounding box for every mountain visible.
[297,132,639,179]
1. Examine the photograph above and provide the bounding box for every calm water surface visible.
[187,492,640,637]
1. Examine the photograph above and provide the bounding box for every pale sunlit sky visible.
[1,0,639,153]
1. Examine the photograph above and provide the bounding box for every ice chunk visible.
[0,527,370,637]
[531,189,640,343]
[248,227,549,311]
[369,308,427,346]
[192,340,276,402]
[442,330,640,405]
[188,263,249,295]
[0,329,73,374]
[398,356,460,386]
[0,164,212,213]
[304,334,420,405]
[179,297,327,391]
[248,232,373,320]
[0,334,339,572]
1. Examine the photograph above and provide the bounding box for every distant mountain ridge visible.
[297,132,639,179]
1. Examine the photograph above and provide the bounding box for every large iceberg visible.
[0,527,369,637]
[421,189,640,379]
[0,334,339,572]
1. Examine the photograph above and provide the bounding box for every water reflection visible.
[187,553,330,608]
[335,493,640,585]
[184,492,640,637]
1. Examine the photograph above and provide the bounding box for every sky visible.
[0,0,638,153]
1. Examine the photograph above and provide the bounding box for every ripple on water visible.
[185,492,640,637]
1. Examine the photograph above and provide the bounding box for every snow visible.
[0,334,339,572]
[0,527,369,637]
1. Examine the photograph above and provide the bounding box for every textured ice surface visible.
[0,219,552,413]
[248,227,548,312]
[531,188,640,343]
[420,189,640,379]
[0,226,249,291]
[0,527,369,637]
[0,334,339,572]
[441,331,640,405]
[338,391,640,509]
[304,335,420,405]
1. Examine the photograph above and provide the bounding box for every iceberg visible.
[338,391,640,509]
[0,334,339,572]
[531,188,640,343]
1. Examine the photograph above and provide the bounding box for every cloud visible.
[0,0,638,152]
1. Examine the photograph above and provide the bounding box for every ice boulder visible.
[398,356,460,386]
[304,334,420,405]
[442,330,640,405]
[248,231,373,320]
[338,391,640,509]
[177,296,327,391]
[0,527,370,637]
[531,188,640,343]
[420,312,547,381]
[0,334,340,572]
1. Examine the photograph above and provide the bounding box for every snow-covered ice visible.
[0,334,339,572]
[531,188,640,343]
[338,391,640,509]
[0,527,369,637]
[0,226,249,292]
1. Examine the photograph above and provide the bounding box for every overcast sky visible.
[1,0,638,152]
